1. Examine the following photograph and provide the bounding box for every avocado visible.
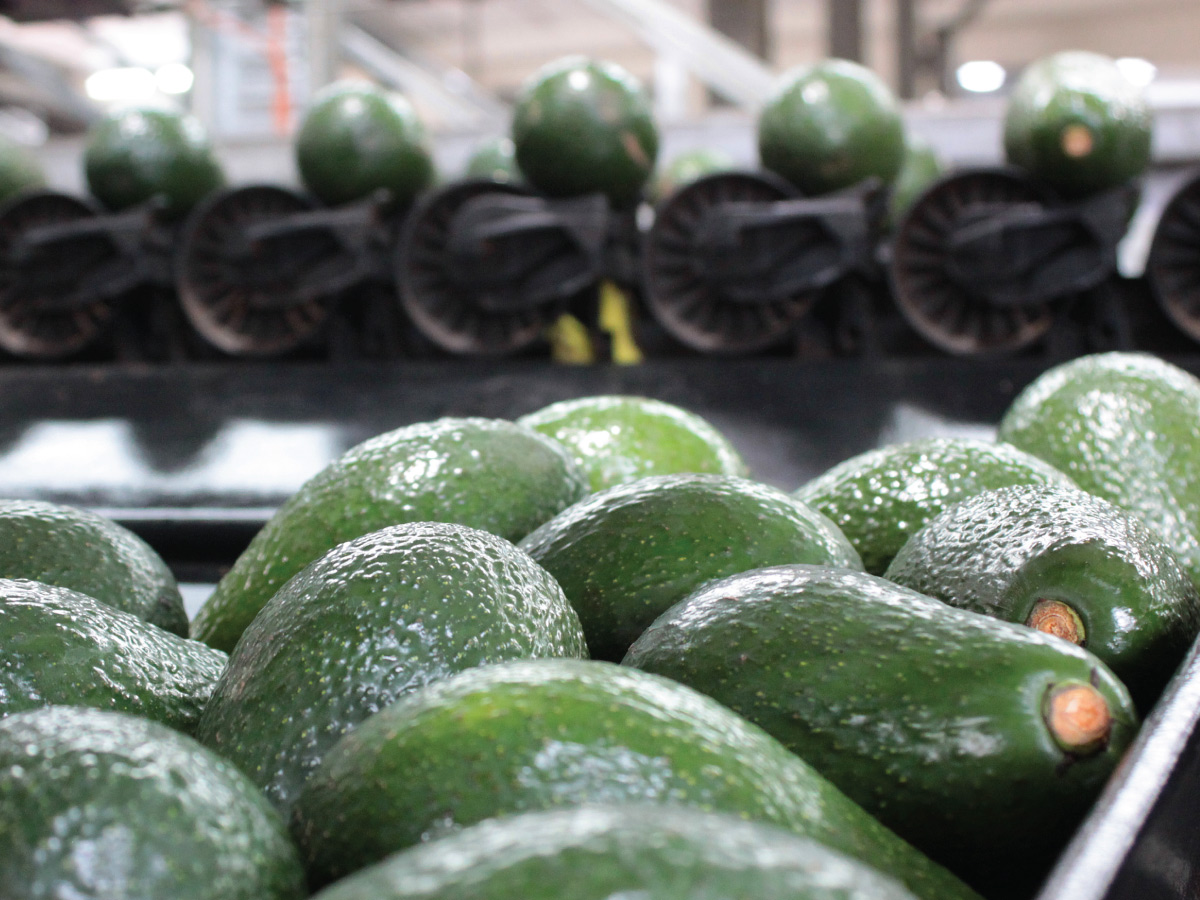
[197,522,586,817]
[512,56,659,208]
[885,484,1200,711]
[311,804,921,900]
[0,706,305,900]
[517,394,749,492]
[0,134,45,204]
[758,58,906,196]
[624,564,1137,898]
[293,658,979,899]
[191,417,588,652]
[464,136,523,184]
[649,147,736,202]
[795,437,1076,575]
[296,80,435,207]
[889,133,944,226]
[998,352,1200,591]
[84,105,225,217]
[518,473,861,661]
[0,579,226,733]
[0,498,187,635]
[1004,51,1152,198]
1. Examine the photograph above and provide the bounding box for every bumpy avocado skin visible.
[999,353,1200,591]
[519,473,861,661]
[0,579,226,733]
[795,437,1076,576]
[293,658,978,900]
[624,565,1137,898]
[197,522,586,818]
[0,498,187,636]
[311,804,921,900]
[518,394,749,492]
[191,417,588,652]
[885,484,1200,711]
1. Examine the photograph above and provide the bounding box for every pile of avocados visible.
[2,351,1200,900]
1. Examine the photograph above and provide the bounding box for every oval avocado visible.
[0,706,305,900]
[518,473,861,661]
[464,136,523,183]
[311,804,921,900]
[624,564,1138,897]
[197,522,586,817]
[889,133,945,226]
[293,658,979,899]
[0,134,45,204]
[649,147,736,202]
[191,417,588,652]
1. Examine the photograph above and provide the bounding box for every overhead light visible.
[1115,57,1157,88]
[956,60,1006,94]
[155,63,194,95]
[85,67,157,103]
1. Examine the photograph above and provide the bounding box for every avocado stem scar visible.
[1044,683,1112,755]
[1027,599,1086,645]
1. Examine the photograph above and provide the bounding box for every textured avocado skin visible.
[795,437,1076,575]
[885,484,1200,711]
[0,707,305,900]
[999,353,1200,591]
[311,804,920,900]
[0,498,187,636]
[624,564,1137,898]
[519,473,861,661]
[1004,51,1151,197]
[293,658,978,899]
[512,56,659,208]
[518,394,748,492]
[191,417,588,652]
[758,59,905,196]
[296,81,435,207]
[197,522,586,818]
[0,579,226,733]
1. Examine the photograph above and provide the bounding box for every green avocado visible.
[84,105,224,217]
[649,147,736,202]
[512,56,659,208]
[311,804,921,900]
[464,136,523,183]
[292,658,979,899]
[0,579,226,733]
[1004,51,1152,197]
[197,522,586,817]
[191,417,588,652]
[889,133,945,226]
[518,473,861,661]
[296,81,435,207]
[517,394,748,492]
[758,58,906,196]
[885,484,1200,711]
[795,437,1076,575]
[0,706,305,900]
[624,564,1137,898]
[0,134,45,204]
[0,498,187,635]
[999,353,1200,591]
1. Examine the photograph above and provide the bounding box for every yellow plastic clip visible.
[599,280,644,365]
[546,313,595,364]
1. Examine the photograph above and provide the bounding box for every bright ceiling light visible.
[1115,57,1157,88]
[85,67,157,102]
[956,60,1006,94]
[155,63,194,95]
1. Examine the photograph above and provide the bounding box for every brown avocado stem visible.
[1026,599,1086,645]
[1044,682,1112,755]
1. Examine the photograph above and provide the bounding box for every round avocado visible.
[84,105,224,217]
[0,134,44,204]
[464,135,523,183]
[518,394,748,492]
[296,80,435,207]
[758,58,905,196]
[1004,51,1152,197]
[512,56,659,208]
[888,133,944,226]
[0,707,305,900]
[649,147,736,201]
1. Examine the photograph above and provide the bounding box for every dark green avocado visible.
[795,437,1076,575]
[292,658,979,899]
[518,473,861,661]
[197,521,586,817]
[512,56,659,208]
[464,136,523,183]
[0,706,305,900]
[624,564,1137,898]
[0,497,187,635]
[0,578,226,733]
[191,417,588,652]
[885,483,1200,711]
[311,804,921,900]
